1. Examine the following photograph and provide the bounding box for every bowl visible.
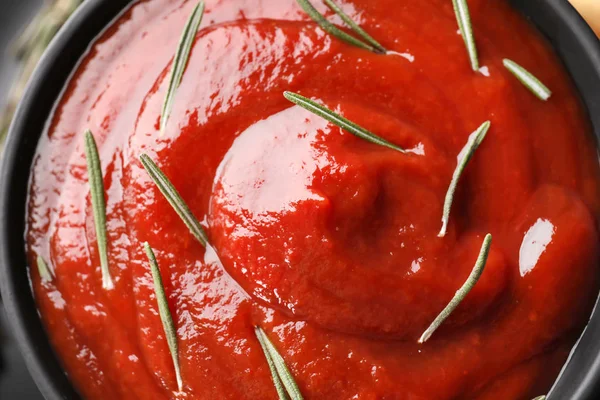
[1,0,600,398]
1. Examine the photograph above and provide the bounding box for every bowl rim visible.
[2,0,600,399]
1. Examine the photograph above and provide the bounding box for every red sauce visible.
[26,0,600,398]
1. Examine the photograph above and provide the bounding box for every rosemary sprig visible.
[503,59,552,101]
[323,0,386,52]
[36,256,54,283]
[255,327,304,400]
[139,154,209,247]
[255,330,288,399]
[532,396,546,400]
[295,0,385,54]
[143,242,182,391]
[160,1,205,134]
[453,0,479,71]
[419,233,492,343]
[283,91,405,153]
[84,130,114,290]
[438,121,490,237]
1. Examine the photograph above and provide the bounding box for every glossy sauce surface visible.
[26,0,600,399]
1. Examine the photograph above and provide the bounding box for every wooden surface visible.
[570,0,600,34]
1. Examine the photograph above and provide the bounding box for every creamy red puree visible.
[26,0,600,399]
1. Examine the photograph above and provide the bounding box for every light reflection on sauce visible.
[212,107,330,223]
[410,257,423,274]
[48,289,67,310]
[519,218,556,277]
[386,50,416,63]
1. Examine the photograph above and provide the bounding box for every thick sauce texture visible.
[26,0,600,399]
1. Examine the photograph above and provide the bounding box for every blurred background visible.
[0,0,597,398]
[0,1,44,398]
[0,1,45,398]
[0,2,79,398]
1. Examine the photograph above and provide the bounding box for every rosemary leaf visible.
[322,0,386,53]
[143,242,182,391]
[503,59,552,101]
[453,0,479,71]
[84,130,114,290]
[532,397,546,400]
[283,91,406,153]
[438,121,490,237]
[419,233,492,343]
[255,328,289,400]
[36,256,54,283]
[255,327,304,400]
[295,0,384,54]
[160,1,205,134]
[139,154,209,247]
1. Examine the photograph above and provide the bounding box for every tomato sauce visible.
[26,0,600,399]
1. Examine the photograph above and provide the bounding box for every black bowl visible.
[1,0,600,399]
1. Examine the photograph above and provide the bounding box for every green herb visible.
[438,121,490,237]
[453,0,479,71]
[323,0,386,52]
[255,327,304,400]
[532,396,546,400]
[160,1,205,134]
[36,255,54,283]
[419,233,492,343]
[140,154,209,247]
[295,0,385,54]
[284,91,405,153]
[84,130,114,290]
[143,242,182,391]
[255,329,288,399]
[503,59,552,101]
